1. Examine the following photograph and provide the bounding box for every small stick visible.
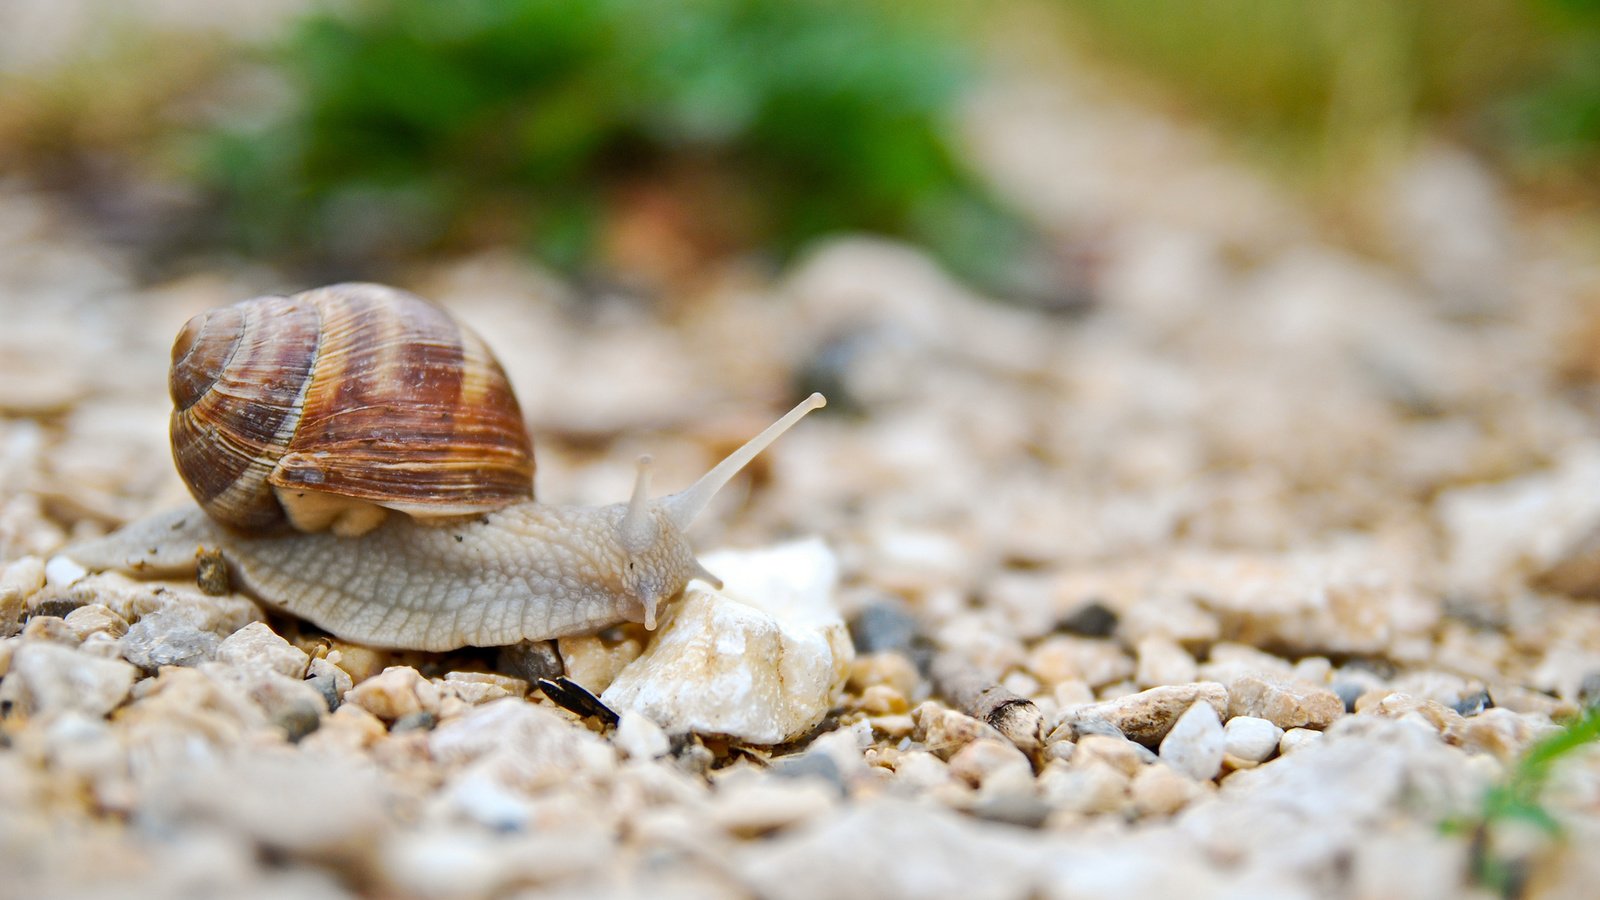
[931,655,1043,759]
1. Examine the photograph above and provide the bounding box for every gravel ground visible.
[5,37,1600,900]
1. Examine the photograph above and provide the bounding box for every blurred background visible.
[2,0,1595,301]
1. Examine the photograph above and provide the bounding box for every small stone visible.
[848,598,924,655]
[43,555,87,589]
[216,622,310,679]
[847,652,921,699]
[391,710,437,733]
[557,628,644,694]
[868,713,915,738]
[121,607,221,672]
[1072,734,1154,777]
[1222,715,1283,762]
[858,683,909,715]
[1130,763,1206,817]
[1227,674,1344,729]
[912,702,1006,760]
[602,539,851,745]
[1158,702,1224,781]
[0,641,137,719]
[496,639,563,683]
[62,603,127,641]
[439,671,528,706]
[1057,682,1229,747]
[0,556,45,636]
[345,666,441,722]
[1279,727,1323,754]
[947,738,1033,790]
[890,750,952,791]
[707,777,837,836]
[21,615,76,644]
[1056,600,1119,637]
[307,657,353,705]
[1038,757,1129,814]
[615,710,671,760]
[1027,635,1134,688]
[1451,688,1493,717]
[300,704,387,756]
[1135,635,1197,688]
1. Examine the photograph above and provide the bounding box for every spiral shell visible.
[170,283,535,533]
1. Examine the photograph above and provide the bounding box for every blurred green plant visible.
[1443,703,1600,897]
[199,0,1031,286]
[1054,0,1600,191]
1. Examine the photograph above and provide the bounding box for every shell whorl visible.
[170,283,535,532]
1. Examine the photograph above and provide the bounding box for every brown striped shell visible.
[169,283,535,534]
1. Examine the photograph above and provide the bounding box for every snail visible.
[65,283,826,651]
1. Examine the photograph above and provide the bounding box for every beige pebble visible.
[345,666,441,722]
[1228,674,1344,729]
[708,777,838,837]
[63,603,127,641]
[1027,635,1135,688]
[1444,707,1560,762]
[1279,727,1323,754]
[299,703,388,756]
[439,671,529,706]
[324,643,390,684]
[216,622,310,680]
[21,615,78,645]
[1039,757,1129,815]
[847,652,921,699]
[911,701,1006,760]
[1072,733,1151,777]
[859,683,909,715]
[558,628,645,694]
[1131,762,1206,817]
[868,713,916,739]
[947,738,1033,790]
[307,657,353,701]
[614,710,671,761]
[0,640,136,719]
[1135,635,1198,688]
[1057,681,1229,746]
[892,750,954,791]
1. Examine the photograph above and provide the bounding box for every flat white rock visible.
[601,538,852,745]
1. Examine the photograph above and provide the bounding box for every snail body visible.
[66,283,826,650]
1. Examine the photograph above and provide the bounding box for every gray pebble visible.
[391,710,437,733]
[121,609,219,672]
[771,751,846,795]
[1056,600,1118,638]
[848,600,921,656]
[1331,681,1365,713]
[496,640,563,683]
[1451,688,1492,717]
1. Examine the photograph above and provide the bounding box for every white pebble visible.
[1158,701,1225,781]
[614,711,670,760]
[43,555,87,589]
[1223,715,1284,762]
[1279,727,1324,755]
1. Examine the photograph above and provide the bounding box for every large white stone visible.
[601,538,852,745]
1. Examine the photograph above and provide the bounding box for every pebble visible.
[557,629,644,694]
[848,598,924,655]
[216,622,310,680]
[307,657,353,703]
[42,554,87,588]
[1135,635,1197,688]
[0,640,137,718]
[1222,716,1283,763]
[602,540,852,745]
[345,666,441,722]
[120,607,222,672]
[737,797,1041,900]
[708,776,838,836]
[614,710,671,761]
[912,701,1007,759]
[1158,701,1225,781]
[438,671,528,706]
[1131,762,1207,817]
[1027,635,1135,688]
[947,738,1034,790]
[62,603,127,641]
[1039,757,1130,815]
[1278,727,1323,755]
[1057,682,1229,747]
[847,652,921,699]
[890,750,954,791]
[1227,674,1344,729]
[1056,600,1119,637]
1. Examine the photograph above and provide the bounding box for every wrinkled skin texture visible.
[65,502,701,651]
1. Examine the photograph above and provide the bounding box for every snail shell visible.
[169,283,534,535]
